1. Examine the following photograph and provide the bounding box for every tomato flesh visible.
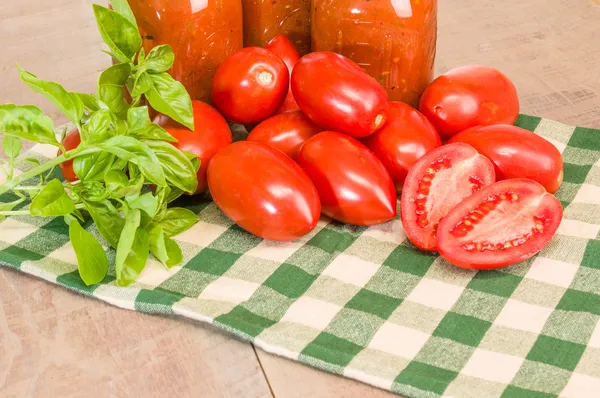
[265,34,301,114]
[437,178,563,269]
[58,129,81,182]
[401,143,496,251]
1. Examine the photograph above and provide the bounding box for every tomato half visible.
[296,131,396,226]
[449,124,564,193]
[246,110,323,159]
[419,65,520,139]
[211,47,289,124]
[437,178,563,270]
[363,102,442,191]
[291,52,390,138]
[207,141,321,241]
[58,129,81,182]
[265,34,301,114]
[401,143,496,251]
[160,101,232,193]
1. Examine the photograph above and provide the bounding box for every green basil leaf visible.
[0,104,59,146]
[166,187,184,203]
[143,45,175,74]
[98,63,131,117]
[30,179,76,217]
[130,71,153,97]
[76,93,109,112]
[0,197,26,222]
[93,5,142,63]
[158,207,198,237]
[144,140,197,193]
[69,220,108,286]
[127,192,158,217]
[116,208,140,280]
[138,47,146,63]
[145,72,194,130]
[105,169,128,193]
[84,200,124,249]
[81,181,109,202]
[116,209,149,286]
[3,136,22,159]
[127,106,176,142]
[148,225,183,268]
[74,152,116,181]
[81,109,111,144]
[108,0,137,28]
[164,238,183,268]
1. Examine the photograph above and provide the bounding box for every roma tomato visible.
[211,47,289,124]
[437,179,563,270]
[401,143,496,251]
[58,129,81,182]
[159,101,232,194]
[419,65,520,139]
[247,111,323,159]
[449,124,564,193]
[363,102,442,191]
[265,34,301,114]
[296,131,396,226]
[291,52,389,138]
[207,141,320,241]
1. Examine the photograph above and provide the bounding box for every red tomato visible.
[246,111,323,159]
[291,52,390,138]
[449,124,564,193]
[207,141,320,241]
[437,178,563,270]
[160,101,232,193]
[363,102,442,191]
[401,143,496,251]
[58,129,81,182]
[296,131,396,226]
[419,65,520,139]
[265,34,301,114]
[211,47,289,124]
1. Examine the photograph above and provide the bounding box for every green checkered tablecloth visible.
[1,115,600,397]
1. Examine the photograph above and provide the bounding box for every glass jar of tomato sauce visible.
[311,0,437,107]
[128,0,243,103]
[242,0,311,55]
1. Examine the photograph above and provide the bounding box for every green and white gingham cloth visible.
[1,115,600,397]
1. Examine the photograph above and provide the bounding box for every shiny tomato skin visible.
[296,131,396,226]
[401,143,496,251]
[291,52,390,138]
[363,102,442,191]
[449,124,564,193]
[265,35,301,115]
[437,178,563,270]
[58,129,81,182]
[246,111,323,159]
[211,47,289,124]
[419,65,519,139]
[207,141,321,241]
[160,101,232,194]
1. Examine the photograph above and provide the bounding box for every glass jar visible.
[128,0,243,103]
[243,0,311,55]
[311,0,437,107]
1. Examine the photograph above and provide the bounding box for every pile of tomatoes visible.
[61,35,565,271]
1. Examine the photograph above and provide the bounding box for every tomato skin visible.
[291,52,390,138]
[211,47,289,124]
[437,178,563,270]
[207,141,321,241]
[265,34,301,115]
[449,124,564,193]
[419,65,519,139]
[401,143,496,251]
[246,111,323,159]
[58,129,81,182]
[296,131,396,226]
[363,102,442,191]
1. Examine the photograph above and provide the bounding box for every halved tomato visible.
[401,143,496,251]
[437,178,563,270]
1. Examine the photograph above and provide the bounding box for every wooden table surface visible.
[1,1,599,397]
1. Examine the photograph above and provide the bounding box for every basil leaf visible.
[81,109,111,144]
[0,197,26,222]
[116,209,149,286]
[93,5,142,63]
[30,179,76,217]
[145,72,194,130]
[74,152,116,181]
[98,63,131,117]
[164,238,183,268]
[127,107,176,142]
[131,71,153,97]
[69,220,108,286]
[127,192,158,217]
[158,207,198,237]
[105,169,128,194]
[144,140,197,193]
[84,200,124,249]
[80,181,109,202]
[148,225,183,268]
[108,0,137,28]
[166,187,184,203]
[143,45,175,74]
[0,104,59,146]
[138,47,146,63]
[76,93,109,112]
[3,136,22,159]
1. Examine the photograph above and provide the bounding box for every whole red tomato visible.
[211,47,289,124]
[208,141,321,241]
[296,131,396,226]
[291,52,390,138]
[246,111,323,159]
[419,65,520,139]
[58,129,81,182]
[265,35,301,114]
[160,101,232,194]
[363,102,441,190]
[450,124,563,193]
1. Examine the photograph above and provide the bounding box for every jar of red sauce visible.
[242,0,311,55]
[311,0,437,107]
[128,0,243,103]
